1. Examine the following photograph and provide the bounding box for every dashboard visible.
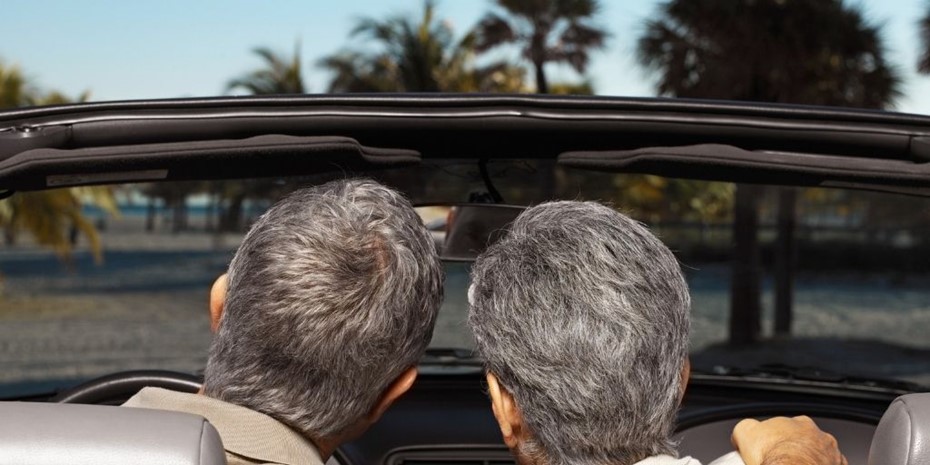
[337,370,892,465]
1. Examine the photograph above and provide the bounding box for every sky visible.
[4,0,930,114]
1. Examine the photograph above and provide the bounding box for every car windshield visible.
[5,0,930,397]
[1,160,929,397]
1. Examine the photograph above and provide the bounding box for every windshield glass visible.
[2,161,929,396]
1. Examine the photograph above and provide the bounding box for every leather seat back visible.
[869,393,930,465]
[0,402,226,465]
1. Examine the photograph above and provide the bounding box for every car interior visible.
[0,401,225,465]
[2,95,930,465]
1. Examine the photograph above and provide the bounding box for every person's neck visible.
[311,422,373,460]
[309,436,339,461]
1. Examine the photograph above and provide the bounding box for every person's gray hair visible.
[468,201,690,465]
[204,179,443,438]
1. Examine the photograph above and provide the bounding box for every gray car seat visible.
[869,393,930,465]
[0,401,226,465]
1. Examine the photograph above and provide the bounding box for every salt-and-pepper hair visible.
[469,201,691,465]
[205,179,443,438]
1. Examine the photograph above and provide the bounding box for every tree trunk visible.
[171,195,189,234]
[205,194,214,232]
[171,197,182,234]
[774,187,798,336]
[68,223,79,245]
[180,199,189,231]
[146,198,156,232]
[221,195,246,232]
[729,184,763,346]
[534,61,548,94]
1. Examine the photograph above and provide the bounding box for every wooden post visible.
[729,184,763,346]
[774,187,797,336]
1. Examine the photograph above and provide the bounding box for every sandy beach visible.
[2,213,929,397]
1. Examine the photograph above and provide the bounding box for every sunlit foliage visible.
[227,44,307,94]
[0,60,116,263]
[473,0,607,94]
[321,1,527,92]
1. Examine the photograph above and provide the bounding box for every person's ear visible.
[486,372,524,449]
[209,274,228,333]
[367,367,418,423]
[678,358,691,404]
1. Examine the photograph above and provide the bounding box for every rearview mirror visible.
[415,204,524,261]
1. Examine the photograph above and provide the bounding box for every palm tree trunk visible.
[729,184,763,346]
[221,194,246,232]
[774,187,797,336]
[205,194,215,232]
[171,197,184,234]
[534,60,548,94]
[145,197,156,232]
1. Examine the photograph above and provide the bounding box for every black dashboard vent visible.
[384,446,515,465]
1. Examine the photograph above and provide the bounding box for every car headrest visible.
[0,401,226,465]
[869,393,930,465]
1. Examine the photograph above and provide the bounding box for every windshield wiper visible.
[421,348,483,366]
[697,363,925,393]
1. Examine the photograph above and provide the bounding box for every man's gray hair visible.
[204,179,443,438]
[468,201,690,465]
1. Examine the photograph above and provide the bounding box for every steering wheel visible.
[51,370,202,404]
[674,402,883,465]
[676,402,883,432]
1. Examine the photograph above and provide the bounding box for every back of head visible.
[469,201,690,465]
[204,179,443,438]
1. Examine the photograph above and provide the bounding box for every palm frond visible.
[473,14,517,52]
[472,0,606,93]
[227,44,306,95]
[0,61,36,107]
[636,0,900,109]
[320,1,521,93]
[919,8,930,73]
[555,0,600,18]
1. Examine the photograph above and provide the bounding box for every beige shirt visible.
[636,452,745,465]
[123,387,324,465]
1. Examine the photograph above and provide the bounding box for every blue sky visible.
[4,0,930,114]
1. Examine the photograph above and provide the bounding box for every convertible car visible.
[1,95,929,464]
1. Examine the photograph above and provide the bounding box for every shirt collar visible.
[124,387,323,465]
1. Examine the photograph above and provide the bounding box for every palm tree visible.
[637,0,901,345]
[472,0,607,94]
[37,90,93,106]
[0,61,116,264]
[227,44,306,94]
[639,0,900,108]
[320,1,527,93]
[0,187,118,264]
[0,62,35,107]
[319,1,529,202]
[217,44,310,231]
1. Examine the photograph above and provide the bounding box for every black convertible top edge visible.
[2,97,929,165]
[0,135,420,191]
[3,95,930,191]
[2,94,930,127]
[559,144,930,192]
